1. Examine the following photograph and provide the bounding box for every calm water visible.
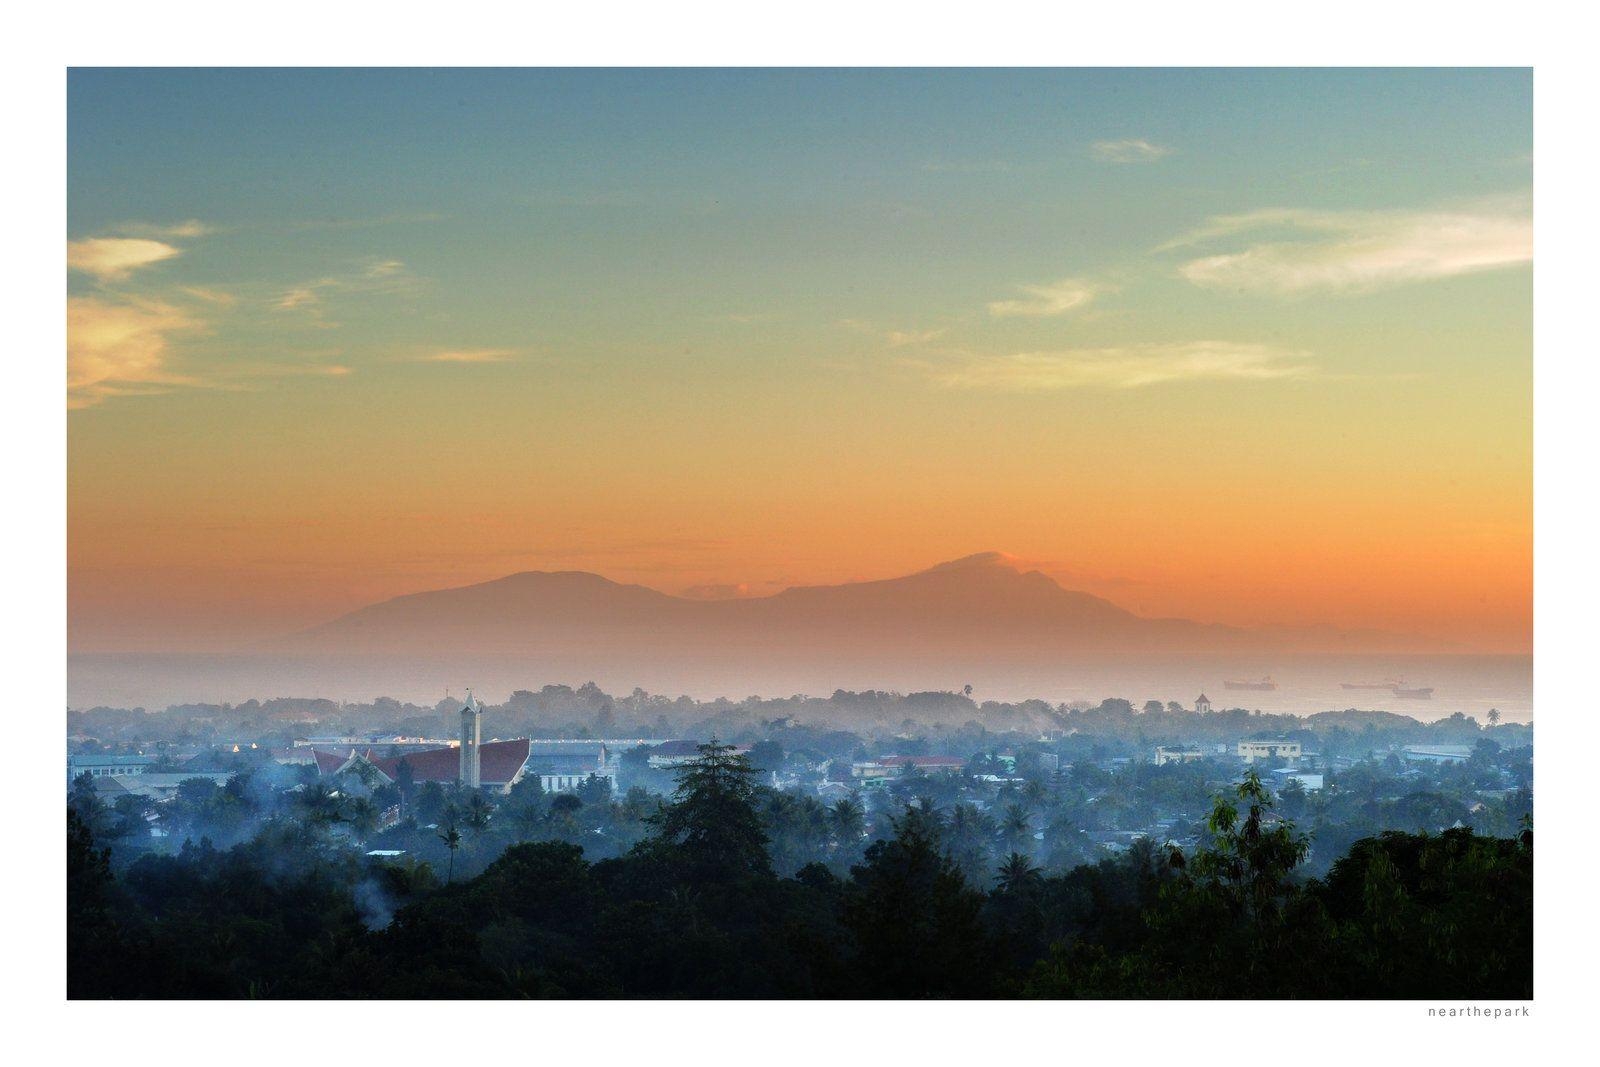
[68,651,1533,723]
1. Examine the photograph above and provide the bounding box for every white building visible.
[1402,744,1474,764]
[1155,747,1205,766]
[1237,739,1303,764]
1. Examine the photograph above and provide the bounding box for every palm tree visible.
[465,792,493,832]
[439,823,462,883]
[1488,708,1501,726]
[999,803,1032,853]
[829,796,865,847]
[995,851,1042,894]
[344,796,379,847]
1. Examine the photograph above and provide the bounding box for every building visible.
[1402,744,1474,764]
[523,741,617,795]
[1270,768,1325,791]
[459,692,482,789]
[1155,747,1205,766]
[646,739,753,769]
[1195,693,1213,715]
[312,737,532,794]
[1237,739,1303,764]
[850,755,967,781]
[90,771,235,802]
[68,753,156,783]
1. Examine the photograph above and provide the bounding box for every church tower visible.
[459,689,482,788]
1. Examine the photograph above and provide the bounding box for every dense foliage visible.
[68,747,1531,1000]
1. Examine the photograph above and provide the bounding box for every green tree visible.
[1191,770,1309,922]
[650,739,772,881]
[439,823,462,883]
[842,807,992,997]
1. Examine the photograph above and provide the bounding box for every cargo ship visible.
[1390,685,1434,700]
[1224,677,1278,692]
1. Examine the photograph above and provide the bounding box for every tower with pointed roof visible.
[459,689,482,788]
[1195,693,1212,715]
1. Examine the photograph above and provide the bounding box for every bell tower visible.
[459,689,482,788]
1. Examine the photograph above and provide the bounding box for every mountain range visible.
[276,552,1438,661]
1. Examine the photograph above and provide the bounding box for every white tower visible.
[459,689,482,788]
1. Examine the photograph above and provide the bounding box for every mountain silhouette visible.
[276,551,1297,660]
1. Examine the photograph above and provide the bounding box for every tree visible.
[1190,770,1309,922]
[1487,708,1501,726]
[650,739,772,881]
[439,823,462,883]
[999,803,1033,854]
[842,808,992,996]
[995,851,1042,895]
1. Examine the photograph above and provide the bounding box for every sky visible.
[67,69,1532,654]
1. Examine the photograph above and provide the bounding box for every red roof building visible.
[311,738,532,793]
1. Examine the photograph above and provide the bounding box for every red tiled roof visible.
[312,739,532,786]
[312,748,355,775]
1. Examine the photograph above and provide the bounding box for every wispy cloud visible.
[886,328,946,348]
[67,238,181,282]
[987,278,1100,318]
[415,348,519,364]
[110,219,214,239]
[67,296,200,408]
[1090,139,1173,164]
[273,258,419,322]
[927,341,1314,391]
[179,286,238,307]
[1166,197,1532,295]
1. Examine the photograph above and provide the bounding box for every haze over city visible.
[60,59,1542,1013]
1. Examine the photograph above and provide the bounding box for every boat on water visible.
[1224,677,1278,692]
[1391,686,1434,700]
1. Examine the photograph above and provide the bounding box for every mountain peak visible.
[920,551,1028,574]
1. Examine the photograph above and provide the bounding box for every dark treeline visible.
[69,744,1531,1000]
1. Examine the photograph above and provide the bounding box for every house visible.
[1237,739,1303,764]
[89,771,235,802]
[646,739,752,769]
[68,753,156,784]
[879,755,967,774]
[1270,768,1325,791]
[1155,747,1205,766]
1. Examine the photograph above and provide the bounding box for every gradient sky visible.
[67,69,1532,653]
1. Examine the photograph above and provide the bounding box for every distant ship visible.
[1391,685,1434,700]
[1225,677,1277,692]
[1341,680,1402,691]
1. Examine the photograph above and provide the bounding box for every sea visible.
[67,651,1533,724]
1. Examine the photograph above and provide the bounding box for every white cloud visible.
[1167,198,1532,295]
[987,278,1100,318]
[67,296,199,408]
[886,329,946,348]
[67,238,181,282]
[1090,139,1173,164]
[274,258,416,319]
[275,287,321,311]
[112,219,213,239]
[417,348,519,364]
[929,341,1314,391]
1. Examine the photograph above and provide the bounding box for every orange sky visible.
[67,70,1532,656]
